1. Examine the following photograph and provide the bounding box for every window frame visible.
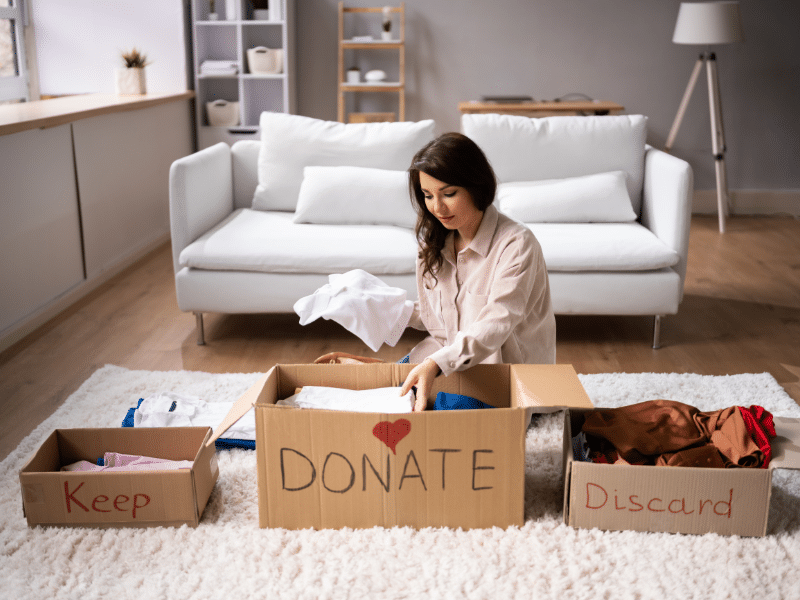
[0,0,30,103]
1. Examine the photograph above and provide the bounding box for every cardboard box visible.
[19,427,219,528]
[210,363,594,530]
[562,408,800,537]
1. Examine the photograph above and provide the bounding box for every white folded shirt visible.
[277,386,414,413]
[133,391,255,440]
[293,269,414,352]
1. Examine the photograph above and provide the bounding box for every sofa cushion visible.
[180,209,418,275]
[462,114,647,215]
[253,113,435,212]
[293,166,417,228]
[528,222,679,271]
[498,171,636,223]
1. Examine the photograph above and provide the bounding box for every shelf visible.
[341,40,403,49]
[337,2,405,122]
[192,0,295,149]
[241,73,286,79]
[340,83,403,92]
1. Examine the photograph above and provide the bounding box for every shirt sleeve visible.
[406,299,427,331]
[428,234,540,376]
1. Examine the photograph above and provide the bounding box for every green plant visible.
[121,48,150,69]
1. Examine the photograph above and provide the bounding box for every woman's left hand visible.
[400,358,440,411]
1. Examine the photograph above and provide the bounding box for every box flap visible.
[770,416,800,470]
[510,365,593,411]
[206,369,274,447]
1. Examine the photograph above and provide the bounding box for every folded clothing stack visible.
[200,60,238,76]
[277,386,415,413]
[61,452,193,473]
[122,391,256,450]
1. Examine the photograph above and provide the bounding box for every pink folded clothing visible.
[60,452,193,472]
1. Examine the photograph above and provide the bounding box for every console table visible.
[458,100,624,117]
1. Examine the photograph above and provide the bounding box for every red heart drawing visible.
[372,419,411,455]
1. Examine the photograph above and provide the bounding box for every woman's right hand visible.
[400,358,441,411]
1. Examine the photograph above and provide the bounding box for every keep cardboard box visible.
[562,408,800,537]
[19,427,219,528]
[210,363,594,530]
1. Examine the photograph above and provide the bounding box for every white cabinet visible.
[191,0,295,149]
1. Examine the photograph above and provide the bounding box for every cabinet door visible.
[0,125,84,335]
[71,102,193,279]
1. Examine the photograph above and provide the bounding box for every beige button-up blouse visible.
[407,205,556,376]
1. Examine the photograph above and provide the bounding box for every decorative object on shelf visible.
[247,47,283,74]
[226,0,237,20]
[664,0,744,234]
[364,69,387,82]
[251,0,269,20]
[382,6,392,40]
[347,66,361,84]
[206,99,240,126]
[115,48,150,95]
[352,35,374,42]
[209,0,218,20]
[200,60,238,76]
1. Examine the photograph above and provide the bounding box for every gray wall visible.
[295,0,799,193]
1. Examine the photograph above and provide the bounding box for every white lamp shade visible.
[672,1,744,45]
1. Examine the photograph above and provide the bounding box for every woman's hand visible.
[400,358,441,411]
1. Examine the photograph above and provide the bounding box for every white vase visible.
[225,0,237,20]
[381,31,392,41]
[115,67,146,95]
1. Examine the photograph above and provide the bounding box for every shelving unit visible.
[191,0,295,149]
[337,3,405,123]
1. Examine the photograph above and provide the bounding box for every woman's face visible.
[419,171,483,238]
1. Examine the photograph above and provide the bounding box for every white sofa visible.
[169,113,692,349]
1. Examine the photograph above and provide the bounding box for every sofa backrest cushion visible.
[252,112,436,212]
[462,114,647,215]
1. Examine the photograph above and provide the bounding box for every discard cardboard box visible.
[562,408,800,537]
[19,427,219,528]
[210,363,593,530]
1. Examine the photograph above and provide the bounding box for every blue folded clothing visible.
[434,392,494,411]
[122,398,254,451]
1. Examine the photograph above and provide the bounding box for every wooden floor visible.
[1,214,799,462]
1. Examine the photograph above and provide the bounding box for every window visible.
[0,0,29,104]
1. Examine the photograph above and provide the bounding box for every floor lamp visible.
[664,1,744,233]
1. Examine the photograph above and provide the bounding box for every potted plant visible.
[209,0,219,20]
[115,48,150,95]
[381,6,392,41]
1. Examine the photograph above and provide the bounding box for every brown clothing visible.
[581,400,766,469]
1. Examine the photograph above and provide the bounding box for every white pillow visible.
[253,112,435,212]
[462,114,647,214]
[497,171,637,223]
[293,166,417,228]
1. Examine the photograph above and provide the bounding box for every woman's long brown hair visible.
[408,132,497,285]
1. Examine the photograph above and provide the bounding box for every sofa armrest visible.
[169,143,234,274]
[641,145,693,291]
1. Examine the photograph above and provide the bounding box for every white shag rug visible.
[2,365,800,600]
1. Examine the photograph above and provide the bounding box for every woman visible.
[400,132,555,410]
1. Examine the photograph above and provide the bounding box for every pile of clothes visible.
[573,400,776,469]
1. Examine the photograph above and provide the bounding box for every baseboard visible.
[692,189,800,217]
[0,233,170,355]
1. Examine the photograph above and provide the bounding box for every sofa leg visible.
[194,312,206,346]
[652,315,662,350]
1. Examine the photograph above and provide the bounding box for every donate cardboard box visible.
[209,363,593,530]
[19,427,219,528]
[562,408,800,537]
